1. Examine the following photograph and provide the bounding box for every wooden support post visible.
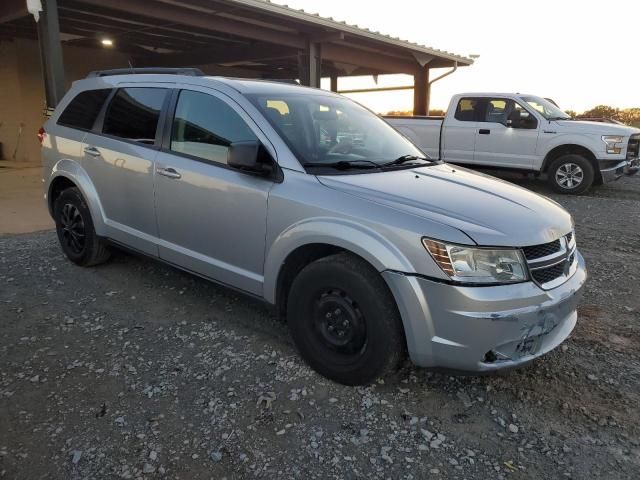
[330,74,338,92]
[413,65,429,116]
[299,41,321,88]
[37,0,66,108]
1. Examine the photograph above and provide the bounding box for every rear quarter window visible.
[454,97,483,122]
[57,89,112,130]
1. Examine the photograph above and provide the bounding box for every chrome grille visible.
[523,233,577,290]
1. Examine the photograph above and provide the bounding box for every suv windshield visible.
[248,93,426,169]
[521,95,570,120]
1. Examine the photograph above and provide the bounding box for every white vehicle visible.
[386,93,640,194]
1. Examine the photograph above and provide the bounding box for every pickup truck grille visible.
[523,234,577,290]
[628,134,640,160]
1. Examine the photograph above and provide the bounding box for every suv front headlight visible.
[602,135,625,154]
[422,238,528,284]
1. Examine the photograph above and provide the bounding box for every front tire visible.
[53,187,111,266]
[287,253,405,385]
[547,154,594,195]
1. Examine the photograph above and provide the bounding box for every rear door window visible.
[57,89,112,130]
[102,88,168,144]
[454,98,483,122]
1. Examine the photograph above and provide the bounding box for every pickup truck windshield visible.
[248,93,425,169]
[521,95,571,120]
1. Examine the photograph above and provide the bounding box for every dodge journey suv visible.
[41,68,587,385]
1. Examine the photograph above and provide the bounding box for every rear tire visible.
[547,154,594,195]
[53,187,111,266]
[287,253,405,386]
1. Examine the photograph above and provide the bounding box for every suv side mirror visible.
[228,141,281,180]
[228,141,260,170]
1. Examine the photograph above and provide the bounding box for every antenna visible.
[128,60,134,74]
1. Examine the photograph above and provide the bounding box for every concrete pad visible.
[0,164,54,234]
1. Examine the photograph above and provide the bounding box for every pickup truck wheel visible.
[548,154,594,194]
[287,253,405,386]
[53,187,111,266]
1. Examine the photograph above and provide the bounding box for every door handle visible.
[83,146,101,156]
[479,129,490,135]
[156,167,182,179]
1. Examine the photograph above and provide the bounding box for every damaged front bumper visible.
[599,157,639,183]
[383,252,587,372]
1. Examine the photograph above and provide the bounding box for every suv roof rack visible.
[86,67,205,78]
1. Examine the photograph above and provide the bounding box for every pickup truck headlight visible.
[422,239,528,284]
[602,135,625,154]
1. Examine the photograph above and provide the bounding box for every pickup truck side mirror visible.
[505,111,538,129]
[228,140,282,180]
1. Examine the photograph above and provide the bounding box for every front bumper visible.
[382,252,587,372]
[599,157,639,183]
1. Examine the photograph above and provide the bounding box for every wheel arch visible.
[541,144,601,182]
[264,219,415,315]
[47,160,107,234]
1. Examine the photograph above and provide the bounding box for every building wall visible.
[0,36,275,164]
[0,38,131,163]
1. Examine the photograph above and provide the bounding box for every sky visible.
[272,0,640,114]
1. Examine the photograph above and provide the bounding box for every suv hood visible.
[317,164,573,247]
[554,120,640,136]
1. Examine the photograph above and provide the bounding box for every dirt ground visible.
[1,172,639,480]
[0,164,53,234]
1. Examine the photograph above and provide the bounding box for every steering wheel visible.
[327,138,354,155]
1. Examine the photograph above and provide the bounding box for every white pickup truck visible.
[386,93,640,194]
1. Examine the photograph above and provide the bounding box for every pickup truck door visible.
[473,98,540,169]
[153,87,275,296]
[441,97,482,164]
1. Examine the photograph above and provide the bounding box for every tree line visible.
[566,106,640,127]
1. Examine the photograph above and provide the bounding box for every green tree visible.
[582,105,619,119]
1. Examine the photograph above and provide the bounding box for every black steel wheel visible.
[53,187,111,266]
[313,288,367,356]
[59,203,86,255]
[287,253,405,385]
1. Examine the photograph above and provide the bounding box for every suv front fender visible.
[263,217,416,305]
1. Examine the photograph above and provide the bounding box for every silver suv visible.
[41,69,587,385]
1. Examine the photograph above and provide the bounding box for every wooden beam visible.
[76,0,306,48]
[58,5,247,44]
[137,43,298,67]
[323,42,418,75]
[340,85,414,94]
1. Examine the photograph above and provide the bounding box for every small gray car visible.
[41,69,587,385]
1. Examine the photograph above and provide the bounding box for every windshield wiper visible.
[382,154,433,168]
[304,160,381,170]
[547,116,571,121]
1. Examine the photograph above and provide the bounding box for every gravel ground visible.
[1,174,639,480]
